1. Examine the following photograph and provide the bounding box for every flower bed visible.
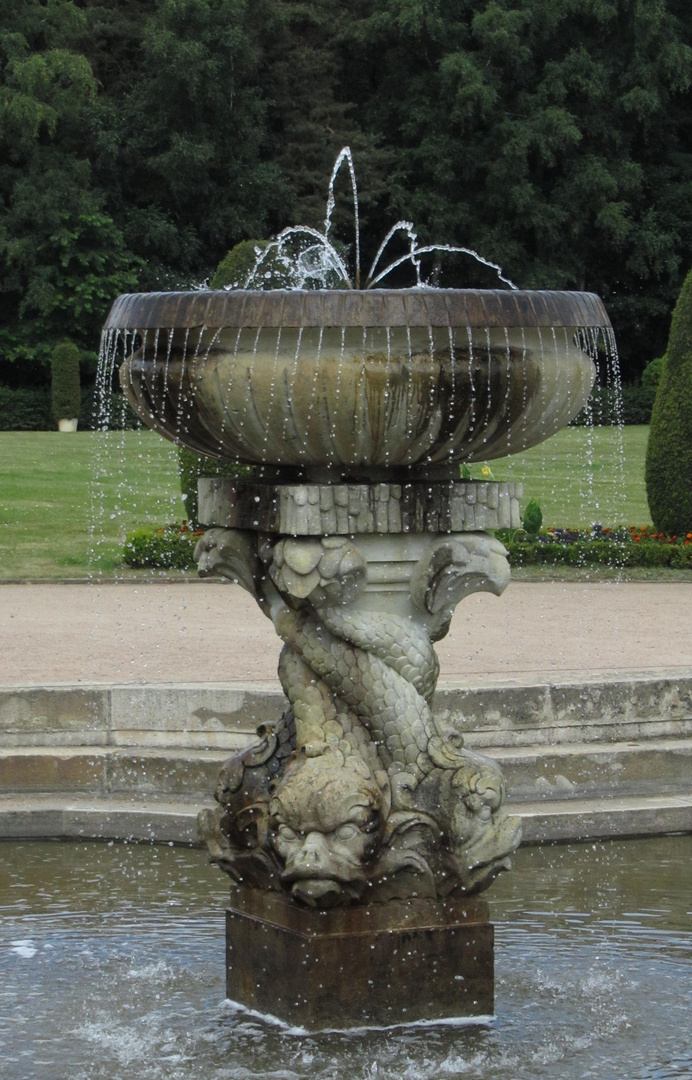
[504,525,692,568]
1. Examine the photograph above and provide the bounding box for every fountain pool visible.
[2,834,691,1080]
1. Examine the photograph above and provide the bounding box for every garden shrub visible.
[51,341,81,423]
[210,238,302,290]
[504,530,692,569]
[641,354,665,393]
[522,498,543,536]
[123,525,201,570]
[0,385,51,430]
[210,239,268,289]
[646,268,692,534]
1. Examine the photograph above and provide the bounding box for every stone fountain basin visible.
[105,289,607,473]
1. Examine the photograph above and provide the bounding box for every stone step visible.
[486,736,692,801]
[2,738,691,804]
[2,675,691,750]
[0,793,208,845]
[515,794,692,844]
[1,791,690,847]
[0,746,228,798]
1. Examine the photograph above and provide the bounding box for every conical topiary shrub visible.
[645,270,692,535]
[51,341,81,430]
[210,240,269,289]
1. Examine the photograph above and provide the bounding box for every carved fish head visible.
[267,747,387,907]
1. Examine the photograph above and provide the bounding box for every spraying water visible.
[242,146,517,292]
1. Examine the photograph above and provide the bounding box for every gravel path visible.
[1,579,691,687]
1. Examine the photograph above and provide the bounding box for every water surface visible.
[1,836,690,1080]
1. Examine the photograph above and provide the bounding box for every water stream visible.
[3,836,690,1080]
[242,146,517,292]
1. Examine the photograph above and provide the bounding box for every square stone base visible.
[226,889,494,1030]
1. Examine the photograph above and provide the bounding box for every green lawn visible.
[484,424,651,530]
[0,426,652,580]
[0,431,185,579]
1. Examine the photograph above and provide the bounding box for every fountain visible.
[100,153,612,1029]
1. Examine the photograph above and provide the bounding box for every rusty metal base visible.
[225,889,494,1030]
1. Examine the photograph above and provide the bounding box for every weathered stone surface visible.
[0,747,228,798]
[109,685,275,747]
[487,738,692,801]
[435,676,692,748]
[226,890,494,1029]
[2,678,691,750]
[105,750,225,796]
[198,478,523,535]
[0,794,209,843]
[0,748,105,793]
[0,688,107,746]
[198,530,521,905]
[517,794,692,844]
[114,291,601,470]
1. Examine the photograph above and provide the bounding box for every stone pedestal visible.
[199,477,523,536]
[195,476,523,1028]
[226,889,493,1029]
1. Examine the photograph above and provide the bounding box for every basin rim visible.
[104,288,611,332]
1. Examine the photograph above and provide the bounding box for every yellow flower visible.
[481,465,494,479]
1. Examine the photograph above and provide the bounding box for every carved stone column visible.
[195,477,522,1025]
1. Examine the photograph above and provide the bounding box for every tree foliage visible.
[1,0,692,384]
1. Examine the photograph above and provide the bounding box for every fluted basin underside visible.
[105,289,609,473]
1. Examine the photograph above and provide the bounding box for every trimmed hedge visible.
[571,382,656,426]
[0,385,52,430]
[0,384,140,431]
[51,341,81,423]
[646,267,692,534]
[504,528,692,569]
[126,521,692,572]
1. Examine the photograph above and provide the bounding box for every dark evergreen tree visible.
[645,267,692,534]
[51,339,81,422]
[100,0,288,287]
[341,0,692,372]
[0,1,138,370]
[2,0,692,386]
